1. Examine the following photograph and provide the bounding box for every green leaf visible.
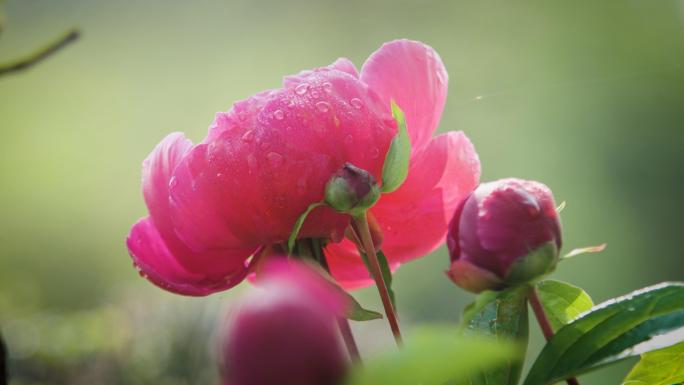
[459,287,529,385]
[536,280,594,332]
[302,260,383,322]
[380,101,411,193]
[355,246,397,311]
[347,326,516,385]
[622,342,684,385]
[345,293,383,321]
[375,250,396,310]
[287,201,324,253]
[523,282,684,385]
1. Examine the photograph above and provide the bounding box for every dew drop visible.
[370,147,380,158]
[344,134,354,144]
[273,109,285,120]
[350,98,363,109]
[216,172,224,178]
[322,82,333,93]
[436,71,446,85]
[242,129,255,143]
[266,152,284,167]
[295,83,309,95]
[310,90,320,99]
[247,154,257,173]
[169,176,178,189]
[316,101,331,113]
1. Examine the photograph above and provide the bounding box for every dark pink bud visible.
[221,261,347,385]
[446,178,562,293]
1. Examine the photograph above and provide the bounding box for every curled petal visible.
[361,39,448,151]
[329,57,359,78]
[127,218,250,296]
[142,132,192,233]
[136,133,256,287]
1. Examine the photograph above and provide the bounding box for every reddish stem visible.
[528,286,580,385]
[336,318,362,365]
[312,239,362,364]
[353,213,403,346]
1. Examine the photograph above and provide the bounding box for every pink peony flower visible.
[220,260,347,385]
[126,39,480,295]
[446,178,562,293]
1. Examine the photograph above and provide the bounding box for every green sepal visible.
[380,101,411,193]
[287,201,325,254]
[562,243,607,260]
[504,242,559,286]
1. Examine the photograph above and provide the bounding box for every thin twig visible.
[1,330,7,385]
[528,286,580,385]
[0,28,79,76]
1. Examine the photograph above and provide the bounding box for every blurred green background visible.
[1,0,683,384]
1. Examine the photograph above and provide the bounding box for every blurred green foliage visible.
[0,0,683,384]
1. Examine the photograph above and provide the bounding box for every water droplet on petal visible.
[295,83,309,95]
[436,71,446,85]
[169,176,178,189]
[266,152,284,167]
[322,82,333,93]
[310,90,320,99]
[344,134,353,144]
[216,172,224,178]
[316,101,331,113]
[350,98,363,109]
[242,129,255,143]
[273,109,284,120]
[370,147,380,158]
[247,155,257,173]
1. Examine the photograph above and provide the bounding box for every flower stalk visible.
[310,239,363,364]
[528,286,580,385]
[353,212,403,346]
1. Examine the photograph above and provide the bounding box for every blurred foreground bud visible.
[446,178,562,293]
[221,260,348,385]
[325,163,380,215]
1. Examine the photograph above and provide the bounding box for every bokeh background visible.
[1,0,683,384]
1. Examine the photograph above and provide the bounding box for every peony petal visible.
[127,218,249,296]
[142,132,192,236]
[475,179,561,276]
[361,39,448,151]
[329,57,359,78]
[141,133,257,278]
[170,68,395,250]
[369,131,480,266]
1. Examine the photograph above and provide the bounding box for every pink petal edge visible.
[361,39,448,151]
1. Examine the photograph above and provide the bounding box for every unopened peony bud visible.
[446,178,562,293]
[221,261,348,385]
[325,163,380,215]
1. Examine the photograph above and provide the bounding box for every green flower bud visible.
[324,163,380,215]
